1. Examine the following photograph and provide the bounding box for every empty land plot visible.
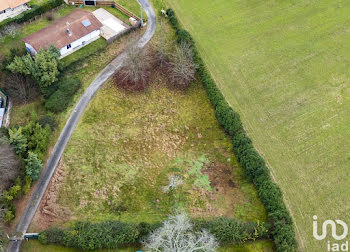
[166,0,350,250]
[55,79,266,225]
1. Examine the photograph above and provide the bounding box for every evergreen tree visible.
[25,152,42,181]
[23,122,51,160]
[8,127,27,156]
[7,45,62,88]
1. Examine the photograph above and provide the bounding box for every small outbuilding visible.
[92,8,128,43]
[23,9,103,58]
[0,0,30,22]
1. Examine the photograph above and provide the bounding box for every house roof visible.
[0,0,30,11]
[23,9,103,52]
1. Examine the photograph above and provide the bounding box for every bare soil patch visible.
[31,160,72,231]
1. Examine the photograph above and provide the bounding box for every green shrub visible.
[7,45,63,89]
[22,176,32,195]
[45,78,82,113]
[39,115,57,130]
[3,185,21,202]
[193,218,268,244]
[38,232,48,245]
[25,152,42,181]
[22,121,51,160]
[42,221,140,250]
[215,100,243,136]
[40,218,266,249]
[165,8,298,251]
[40,228,64,245]
[41,81,59,99]
[166,9,179,29]
[8,127,28,156]
[4,209,15,223]
[176,29,194,46]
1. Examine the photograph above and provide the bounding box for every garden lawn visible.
[165,0,350,250]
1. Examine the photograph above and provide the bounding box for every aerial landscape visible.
[0,0,349,252]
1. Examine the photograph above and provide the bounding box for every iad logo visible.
[313,215,349,251]
[313,215,348,240]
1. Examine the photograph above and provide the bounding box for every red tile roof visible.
[23,9,103,52]
[0,0,30,11]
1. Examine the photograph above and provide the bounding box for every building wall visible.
[59,29,101,57]
[0,4,28,21]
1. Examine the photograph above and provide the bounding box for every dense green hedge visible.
[45,78,82,113]
[193,217,267,244]
[0,0,63,30]
[39,218,267,250]
[166,8,298,252]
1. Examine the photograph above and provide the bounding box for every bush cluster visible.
[0,0,64,30]
[45,78,82,113]
[39,221,154,250]
[2,118,51,222]
[1,175,32,223]
[194,217,268,244]
[166,8,298,252]
[39,218,265,250]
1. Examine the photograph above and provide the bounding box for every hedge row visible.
[39,218,267,250]
[0,0,64,30]
[166,8,298,252]
[45,78,82,113]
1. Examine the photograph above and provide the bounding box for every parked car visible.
[0,97,3,108]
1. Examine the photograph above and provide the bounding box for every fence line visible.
[67,0,141,21]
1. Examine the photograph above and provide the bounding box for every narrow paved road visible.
[6,1,156,251]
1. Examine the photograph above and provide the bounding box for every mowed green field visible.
[166,0,350,250]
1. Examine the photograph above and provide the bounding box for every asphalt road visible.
[6,1,156,251]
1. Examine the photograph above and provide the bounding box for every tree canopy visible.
[7,45,63,88]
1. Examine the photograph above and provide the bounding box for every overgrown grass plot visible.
[57,79,266,225]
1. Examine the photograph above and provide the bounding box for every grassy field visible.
[165,0,350,250]
[54,79,266,224]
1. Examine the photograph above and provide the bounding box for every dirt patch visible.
[31,159,72,231]
[190,162,243,218]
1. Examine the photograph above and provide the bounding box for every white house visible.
[23,9,103,58]
[0,0,30,22]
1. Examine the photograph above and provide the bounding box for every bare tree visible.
[1,73,39,104]
[2,23,20,38]
[0,136,21,191]
[167,42,198,90]
[151,20,174,69]
[143,212,218,252]
[162,175,183,193]
[114,45,153,91]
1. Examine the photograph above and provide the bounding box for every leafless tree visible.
[162,175,183,193]
[114,45,153,91]
[2,23,20,38]
[1,73,39,104]
[167,42,198,90]
[151,20,174,69]
[0,136,21,191]
[143,212,218,252]
[45,11,54,21]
